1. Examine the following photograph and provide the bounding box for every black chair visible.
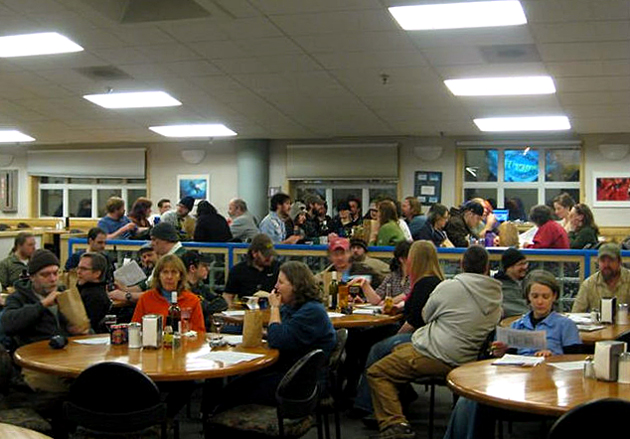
[319,328,348,439]
[616,329,630,344]
[63,362,167,438]
[206,349,327,438]
[548,398,630,438]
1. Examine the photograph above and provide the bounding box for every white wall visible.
[583,133,630,227]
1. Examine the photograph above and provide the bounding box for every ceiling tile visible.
[270,9,397,36]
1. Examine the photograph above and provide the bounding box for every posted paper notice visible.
[496,326,547,351]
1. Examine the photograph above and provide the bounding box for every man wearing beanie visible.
[2,249,83,391]
[161,195,196,240]
[493,247,529,317]
[108,222,185,304]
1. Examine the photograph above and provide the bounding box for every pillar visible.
[236,139,269,221]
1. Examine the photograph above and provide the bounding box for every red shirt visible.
[131,289,206,333]
[527,221,570,249]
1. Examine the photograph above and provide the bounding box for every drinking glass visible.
[212,315,224,339]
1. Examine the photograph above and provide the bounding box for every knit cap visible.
[501,247,526,270]
[28,249,60,275]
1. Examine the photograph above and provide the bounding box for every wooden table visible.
[0,422,52,439]
[14,334,278,382]
[447,354,630,417]
[500,314,630,344]
[220,309,403,329]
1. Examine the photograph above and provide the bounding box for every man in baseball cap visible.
[494,247,529,317]
[573,242,630,312]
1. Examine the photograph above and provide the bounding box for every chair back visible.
[548,398,630,438]
[616,330,630,345]
[276,349,326,419]
[68,362,161,413]
[477,329,496,360]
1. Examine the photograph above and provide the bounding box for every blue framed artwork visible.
[177,174,209,201]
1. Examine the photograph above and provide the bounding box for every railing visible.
[66,238,628,312]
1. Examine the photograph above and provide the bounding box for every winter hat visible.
[501,247,526,270]
[28,249,60,275]
[178,196,195,212]
[150,222,179,242]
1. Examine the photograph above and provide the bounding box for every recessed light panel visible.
[0,32,83,57]
[445,76,556,96]
[149,124,237,138]
[83,91,182,109]
[389,1,527,30]
[474,116,571,132]
[0,130,35,142]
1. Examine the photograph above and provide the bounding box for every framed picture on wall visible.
[593,173,630,207]
[177,174,210,201]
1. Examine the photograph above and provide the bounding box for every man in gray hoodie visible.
[367,246,502,439]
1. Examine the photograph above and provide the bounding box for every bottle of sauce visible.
[329,272,338,311]
[383,283,394,315]
[164,291,181,348]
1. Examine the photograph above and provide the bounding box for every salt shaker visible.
[583,357,596,379]
[617,303,629,325]
[618,352,630,383]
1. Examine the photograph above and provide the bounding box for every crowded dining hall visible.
[0,0,629,438]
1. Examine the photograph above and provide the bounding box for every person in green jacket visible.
[568,203,599,249]
[369,200,406,247]
[0,232,36,291]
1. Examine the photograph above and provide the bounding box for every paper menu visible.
[113,260,147,287]
[492,354,544,367]
[496,326,547,351]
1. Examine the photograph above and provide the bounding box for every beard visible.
[602,268,620,282]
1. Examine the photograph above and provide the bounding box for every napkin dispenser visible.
[142,314,163,349]
[594,340,626,381]
[601,297,617,324]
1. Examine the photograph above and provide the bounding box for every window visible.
[462,146,580,220]
[38,177,147,218]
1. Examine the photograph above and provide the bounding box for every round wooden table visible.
[220,309,402,329]
[0,422,52,439]
[447,354,630,417]
[14,333,278,382]
[500,314,630,344]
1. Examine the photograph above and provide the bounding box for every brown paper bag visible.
[57,288,91,334]
[241,310,263,348]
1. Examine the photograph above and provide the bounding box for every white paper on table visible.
[73,336,110,345]
[113,260,147,287]
[496,326,547,351]
[198,351,264,365]
[548,361,586,371]
[353,308,381,315]
[566,313,593,324]
[327,312,345,318]
[576,324,605,332]
[492,354,544,367]
[518,226,538,247]
[222,310,245,317]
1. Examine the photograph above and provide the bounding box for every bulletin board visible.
[414,171,442,205]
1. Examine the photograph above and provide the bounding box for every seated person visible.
[0,232,36,292]
[214,261,336,411]
[351,241,410,305]
[64,227,107,270]
[181,251,227,329]
[416,203,451,247]
[316,238,381,290]
[525,204,569,249]
[494,248,529,317]
[223,234,280,308]
[349,238,390,289]
[131,254,205,333]
[444,201,484,247]
[568,203,599,249]
[1,250,85,392]
[137,243,157,277]
[444,270,581,439]
[76,253,111,333]
[368,200,406,247]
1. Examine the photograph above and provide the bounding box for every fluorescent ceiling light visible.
[445,76,555,96]
[0,130,35,142]
[149,124,237,138]
[389,1,527,30]
[83,91,182,109]
[474,116,571,132]
[0,32,83,57]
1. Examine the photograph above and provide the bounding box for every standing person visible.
[64,227,107,271]
[369,200,406,247]
[76,253,110,333]
[568,203,599,249]
[494,248,529,317]
[525,204,570,249]
[348,196,362,225]
[223,234,280,307]
[352,240,445,418]
[259,192,301,244]
[194,200,232,243]
[443,201,484,248]
[160,196,196,241]
[227,198,259,243]
[0,232,36,291]
[366,246,501,438]
[572,243,630,312]
[98,197,137,240]
[553,192,575,233]
[401,196,426,240]
[1,250,85,391]
[415,203,451,247]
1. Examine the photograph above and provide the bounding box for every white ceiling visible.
[0,0,627,144]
